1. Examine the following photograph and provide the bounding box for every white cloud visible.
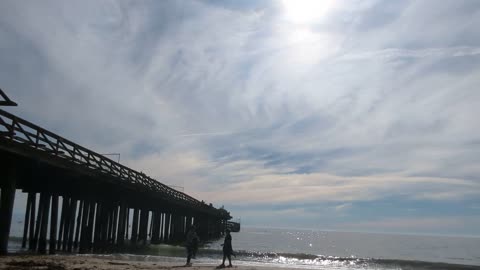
[1,0,480,234]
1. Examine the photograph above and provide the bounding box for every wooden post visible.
[125,208,130,239]
[100,204,109,249]
[107,206,114,245]
[28,193,36,250]
[78,201,89,253]
[0,166,16,255]
[171,214,178,242]
[181,216,186,237]
[61,197,71,251]
[74,200,84,249]
[159,213,163,242]
[186,216,193,231]
[67,198,77,252]
[93,202,102,250]
[111,205,119,244]
[88,202,95,249]
[138,209,149,245]
[164,213,171,242]
[131,209,139,244]
[195,216,208,240]
[149,212,154,241]
[150,211,156,243]
[159,212,164,241]
[38,193,51,254]
[32,193,44,251]
[22,192,33,248]
[172,214,185,242]
[117,203,126,245]
[49,194,59,254]
[106,207,112,244]
[86,202,96,251]
[151,211,160,244]
[57,196,66,250]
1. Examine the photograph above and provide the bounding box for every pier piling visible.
[0,165,16,255]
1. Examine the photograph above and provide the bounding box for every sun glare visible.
[282,0,336,24]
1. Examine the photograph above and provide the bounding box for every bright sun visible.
[282,0,336,24]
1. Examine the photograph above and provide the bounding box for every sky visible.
[1,0,480,236]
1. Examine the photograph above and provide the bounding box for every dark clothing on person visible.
[186,246,195,265]
[186,230,199,266]
[219,232,233,268]
[192,236,198,258]
[223,234,233,255]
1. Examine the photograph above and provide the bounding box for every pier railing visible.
[0,109,215,213]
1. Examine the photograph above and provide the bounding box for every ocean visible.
[8,227,480,269]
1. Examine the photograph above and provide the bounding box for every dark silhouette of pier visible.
[0,90,231,255]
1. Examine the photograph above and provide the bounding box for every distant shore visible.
[0,254,288,270]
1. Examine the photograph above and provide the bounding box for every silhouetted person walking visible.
[218,229,233,268]
[185,226,199,266]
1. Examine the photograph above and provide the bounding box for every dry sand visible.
[0,255,288,270]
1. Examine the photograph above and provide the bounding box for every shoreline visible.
[2,254,480,270]
[0,254,293,270]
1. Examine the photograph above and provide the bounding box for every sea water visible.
[203,227,480,269]
[9,227,480,269]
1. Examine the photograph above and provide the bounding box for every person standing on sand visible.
[185,226,199,266]
[218,229,234,268]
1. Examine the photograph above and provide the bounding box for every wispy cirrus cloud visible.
[1,0,480,235]
[340,46,480,61]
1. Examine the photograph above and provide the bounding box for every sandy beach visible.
[0,255,287,270]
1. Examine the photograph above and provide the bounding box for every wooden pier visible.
[0,107,231,255]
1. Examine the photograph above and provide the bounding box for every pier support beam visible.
[164,213,171,242]
[79,201,90,253]
[138,209,149,245]
[38,193,51,254]
[117,203,126,246]
[61,197,71,251]
[106,206,113,244]
[33,193,44,251]
[74,201,84,249]
[99,204,109,250]
[67,198,78,252]
[22,192,33,248]
[0,166,16,255]
[195,216,209,240]
[186,216,193,232]
[111,205,119,244]
[86,202,96,251]
[125,208,130,240]
[171,214,185,242]
[151,211,160,244]
[58,196,67,250]
[49,194,59,254]
[93,202,102,250]
[160,213,164,242]
[131,208,139,244]
[28,193,36,250]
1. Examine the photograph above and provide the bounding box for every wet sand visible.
[0,255,286,270]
